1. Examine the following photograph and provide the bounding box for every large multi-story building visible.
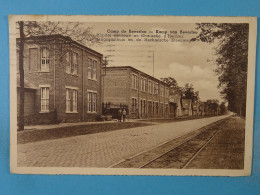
[103,66,170,119]
[17,34,103,124]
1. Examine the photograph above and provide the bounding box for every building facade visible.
[103,66,170,119]
[17,35,103,124]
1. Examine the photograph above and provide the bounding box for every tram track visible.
[140,125,221,169]
[112,117,228,169]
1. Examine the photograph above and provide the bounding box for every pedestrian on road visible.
[123,109,127,122]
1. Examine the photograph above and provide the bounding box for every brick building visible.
[17,34,103,124]
[103,66,170,119]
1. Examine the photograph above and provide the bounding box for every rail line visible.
[181,130,221,169]
[139,126,221,169]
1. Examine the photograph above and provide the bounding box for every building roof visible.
[182,99,192,109]
[17,34,103,57]
[104,66,169,86]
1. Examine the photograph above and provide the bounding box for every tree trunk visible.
[18,21,25,131]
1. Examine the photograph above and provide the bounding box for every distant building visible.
[169,94,182,117]
[103,66,170,119]
[192,101,200,116]
[182,99,192,116]
[17,34,103,124]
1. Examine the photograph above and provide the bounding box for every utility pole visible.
[101,56,108,113]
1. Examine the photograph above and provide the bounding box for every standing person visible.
[123,109,127,122]
[118,109,122,122]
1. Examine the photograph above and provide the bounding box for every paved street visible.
[18,115,229,167]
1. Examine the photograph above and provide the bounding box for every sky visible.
[88,22,222,101]
[16,21,222,102]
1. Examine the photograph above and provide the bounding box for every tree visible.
[17,21,101,130]
[160,77,182,95]
[219,102,228,115]
[18,21,25,131]
[191,23,249,117]
[182,83,199,102]
[206,99,220,115]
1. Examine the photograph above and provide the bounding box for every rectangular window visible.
[65,52,71,74]
[40,87,49,112]
[132,74,137,90]
[88,91,97,112]
[132,74,135,89]
[148,80,151,94]
[132,98,135,112]
[149,81,153,94]
[66,88,78,113]
[88,92,92,112]
[92,93,96,112]
[72,90,78,112]
[143,79,146,92]
[72,52,78,75]
[135,76,138,89]
[93,60,97,80]
[40,47,50,72]
[155,102,159,114]
[65,51,78,75]
[155,83,159,95]
[88,58,92,79]
[66,89,71,112]
[140,77,143,91]
[143,100,146,113]
[88,58,97,80]
[132,97,137,112]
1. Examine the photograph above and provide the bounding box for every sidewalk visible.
[24,120,117,131]
[23,115,212,131]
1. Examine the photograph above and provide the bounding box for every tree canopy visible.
[17,21,101,47]
[191,23,249,116]
[182,83,199,101]
[160,77,182,95]
[161,77,199,101]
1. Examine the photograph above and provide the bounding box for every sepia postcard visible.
[9,15,257,176]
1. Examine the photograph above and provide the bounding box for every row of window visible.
[132,74,169,97]
[30,47,98,79]
[131,97,168,114]
[40,87,97,113]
